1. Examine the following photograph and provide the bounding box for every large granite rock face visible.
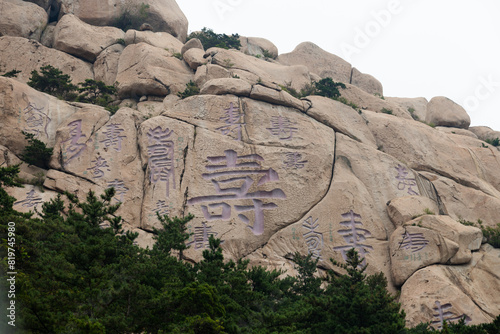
[426,96,471,129]
[0,36,93,85]
[0,0,48,41]
[53,14,124,62]
[57,0,188,41]
[0,2,499,327]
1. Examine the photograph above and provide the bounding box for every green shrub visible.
[111,3,150,31]
[485,137,500,147]
[187,27,241,50]
[459,219,500,248]
[76,79,117,106]
[381,108,393,115]
[177,81,200,99]
[314,77,346,99]
[27,65,77,99]
[408,107,419,121]
[21,131,53,169]
[2,69,21,78]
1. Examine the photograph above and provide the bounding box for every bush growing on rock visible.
[111,2,150,31]
[188,27,241,50]
[28,65,77,100]
[21,131,53,169]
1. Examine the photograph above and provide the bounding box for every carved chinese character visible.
[400,231,429,253]
[395,164,419,195]
[14,189,43,209]
[62,120,87,165]
[100,123,126,152]
[333,210,373,266]
[187,222,219,250]
[153,200,171,217]
[216,102,245,141]
[86,156,110,179]
[283,152,308,169]
[267,116,298,140]
[303,217,324,260]
[146,127,175,197]
[107,179,129,203]
[431,301,471,330]
[22,94,51,139]
[187,149,286,235]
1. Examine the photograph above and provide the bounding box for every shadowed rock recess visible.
[1,0,499,329]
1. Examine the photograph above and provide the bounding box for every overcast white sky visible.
[176,0,500,131]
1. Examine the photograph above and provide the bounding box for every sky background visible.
[175,0,500,131]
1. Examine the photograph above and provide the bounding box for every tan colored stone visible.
[387,196,440,227]
[426,96,471,129]
[351,67,383,96]
[58,0,188,41]
[200,78,252,97]
[363,110,500,196]
[249,84,310,112]
[116,43,193,98]
[53,14,124,63]
[0,36,94,85]
[181,38,203,55]
[137,101,164,118]
[0,77,79,156]
[93,44,124,86]
[340,83,411,119]
[421,172,500,229]
[138,116,194,230]
[194,64,231,87]
[40,23,56,48]
[305,95,377,148]
[240,36,278,59]
[277,42,352,83]
[206,47,312,92]
[390,225,459,286]
[50,107,144,226]
[8,184,59,216]
[44,169,103,199]
[400,247,499,328]
[385,96,428,122]
[469,126,500,142]
[0,145,48,182]
[404,215,482,264]
[0,0,48,41]
[182,48,207,70]
[124,29,183,54]
[436,127,478,138]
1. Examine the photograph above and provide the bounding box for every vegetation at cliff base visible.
[188,27,242,50]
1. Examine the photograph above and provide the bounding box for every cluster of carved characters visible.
[11,96,486,329]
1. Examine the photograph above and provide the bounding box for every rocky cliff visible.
[1,0,499,328]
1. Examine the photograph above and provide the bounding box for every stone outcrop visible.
[0,36,93,85]
[0,0,48,41]
[53,14,124,62]
[240,36,278,59]
[124,29,183,53]
[386,96,428,121]
[350,67,383,96]
[425,96,471,129]
[57,0,188,41]
[469,126,500,142]
[93,44,124,86]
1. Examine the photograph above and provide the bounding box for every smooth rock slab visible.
[425,96,471,129]
[387,195,440,227]
[0,0,48,41]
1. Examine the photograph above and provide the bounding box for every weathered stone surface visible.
[181,38,203,55]
[0,36,94,85]
[387,196,440,227]
[340,83,411,119]
[44,169,103,198]
[249,84,310,112]
[0,0,48,41]
[137,101,164,118]
[94,44,124,86]
[400,246,500,328]
[182,48,207,70]
[116,43,193,98]
[390,225,459,286]
[305,95,377,148]
[206,47,312,92]
[363,110,500,196]
[426,96,471,129]
[277,42,352,83]
[421,172,500,229]
[124,29,183,54]
[53,14,124,63]
[194,64,231,87]
[0,145,47,181]
[8,184,59,215]
[435,127,478,138]
[57,0,188,41]
[138,116,194,230]
[200,78,252,97]
[386,96,428,122]
[350,67,383,96]
[405,215,482,264]
[240,36,278,59]
[0,77,79,156]
[469,126,500,142]
[50,107,144,226]
[40,23,56,48]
